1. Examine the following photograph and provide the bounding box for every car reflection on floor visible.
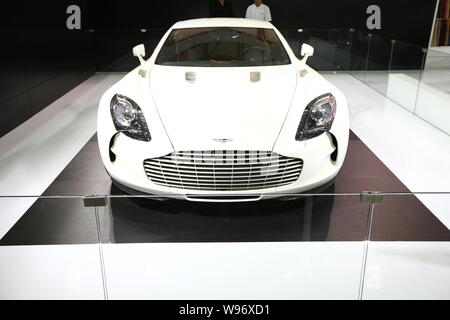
[103,184,336,243]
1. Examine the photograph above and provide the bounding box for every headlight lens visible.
[295,93,336,141]
[110,94,151,142]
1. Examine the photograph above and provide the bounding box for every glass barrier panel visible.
[422,48,450,91]
[362,193,450,300]
[97,193,371,299]
[0,196,106,300]
[1,190,448,300]
[333,29,354,71]
[301,29,339,71]
[364,34,394,95]
[414,48,450,136]
[101,193,369,243]
[386,41,426,114]
[93,29,151,72]
[349,30,371,82]
[283,28,302,58]
[0,196,99,245]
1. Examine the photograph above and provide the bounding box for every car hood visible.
[149,65,298,151]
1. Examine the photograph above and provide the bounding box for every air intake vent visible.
[143,151,303,191]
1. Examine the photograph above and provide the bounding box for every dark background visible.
[87,0,436,47]
[0,0,438,138]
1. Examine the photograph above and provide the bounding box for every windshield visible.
[155,27,291,67]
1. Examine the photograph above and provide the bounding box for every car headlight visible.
[110,94,151,142]
[295,93,336,141]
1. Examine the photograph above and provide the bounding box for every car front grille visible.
[143,151,303,191]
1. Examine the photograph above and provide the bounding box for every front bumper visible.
[101,131,346,202]
[111,175,337,202]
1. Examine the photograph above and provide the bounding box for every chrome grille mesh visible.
[144,151,303,191]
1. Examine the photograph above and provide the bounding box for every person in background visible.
[209,0,234,17]
[245,0,272,22]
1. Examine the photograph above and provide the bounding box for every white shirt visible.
[245,4,272,22]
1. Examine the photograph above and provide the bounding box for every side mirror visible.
[300,43,314,65]
[133,44,146,65]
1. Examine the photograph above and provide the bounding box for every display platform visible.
[1,131,449,246]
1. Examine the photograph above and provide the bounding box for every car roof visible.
[171,18,274,29]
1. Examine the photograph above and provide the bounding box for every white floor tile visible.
[323,73,450,229]
[0,73,122,239]
[363,242,450,300]
[0,244,105,299]
[102,242,365,300]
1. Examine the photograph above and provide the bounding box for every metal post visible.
[358,192,382,300]
[388,39,396,73]
[94,206,109,300]
[358,203,375,300]
[413,48,428,114]
[84,195,109,300]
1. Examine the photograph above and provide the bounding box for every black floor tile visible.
[1,131,449,245]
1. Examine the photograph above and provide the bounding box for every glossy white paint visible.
[102,242,365,300]
[0,245,104,300]
[97,18,350,200]
[0,74,122,239]
[363,242,450,300]
[300,43,314,65]
[149,64,297,151]
[324,73,450,229]
[132,44,146,65]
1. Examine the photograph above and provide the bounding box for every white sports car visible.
[97,18,349,202]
